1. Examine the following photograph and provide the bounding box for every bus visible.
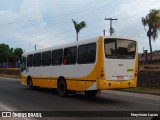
[20,36,138,97]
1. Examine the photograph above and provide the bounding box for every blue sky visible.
[0,0,160,53]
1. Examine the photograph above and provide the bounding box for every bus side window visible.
[27,54,33,67]
[42,51,51,66]
[64,47,77,65]
[33,53,41,67]
[87,43,96,63]
[20,57,26,72]
[78,43,96,64]
[63,57,67,64]
[52,49,63,66]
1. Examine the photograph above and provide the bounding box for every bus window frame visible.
[104,38,136,59]
[33,53,42,67]
[63,46,77,65]
[42,51,51,66]
[52,49,63,66]
[27,54,33,67]
[78,43,97,64]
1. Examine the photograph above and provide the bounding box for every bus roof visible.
[23,36,136,56]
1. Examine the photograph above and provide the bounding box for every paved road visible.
[0,77,160,120]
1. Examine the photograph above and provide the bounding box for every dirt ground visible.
[0,68,20,77]
[139,63,160,71]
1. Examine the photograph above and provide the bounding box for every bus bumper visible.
[97,79,137,90]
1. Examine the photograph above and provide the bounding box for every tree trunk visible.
[147,24,153,61]
[148,36,152,61]
[76,32,78,41]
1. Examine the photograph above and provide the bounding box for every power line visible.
[10,0,108,45]
[15,7,157,50]
[20,0,106,38]
[3,0,160,50]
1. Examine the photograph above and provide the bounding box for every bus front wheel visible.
[57,79,68,97]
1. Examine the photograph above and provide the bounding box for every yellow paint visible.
[20,36,138,91]
[66,80,96,91]
[127,69,134,72]
[78,36,106,80]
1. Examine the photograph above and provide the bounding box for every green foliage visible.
[0,44,10,62]
[141,9,160,60]
[71,19,87,41]
[14,48,23,60]
[142,9,160,40]
[0,43,23,62]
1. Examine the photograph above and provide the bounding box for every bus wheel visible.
[57,79,68,97]
[84,90,98,96]
[27,77,33,89]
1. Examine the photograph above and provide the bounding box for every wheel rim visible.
[58,80,68,96]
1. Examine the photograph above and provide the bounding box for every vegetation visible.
[142,9,160,60]
[71,19,87,41]
[120,87,160,96]
[0,43,23,62]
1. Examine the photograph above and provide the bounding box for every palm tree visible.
[71,19,87,41]
[142,9,160,60]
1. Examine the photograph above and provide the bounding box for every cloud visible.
[0,0,160,53]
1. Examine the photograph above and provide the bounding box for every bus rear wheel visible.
[57,79,68,97]
[84,90,99,96]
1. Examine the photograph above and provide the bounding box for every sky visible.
[0,0,160,53]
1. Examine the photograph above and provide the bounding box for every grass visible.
[0,74,20,79]
[139,63,160,71]
[119,87,160,96]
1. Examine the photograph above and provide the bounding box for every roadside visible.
[119,87,160,96]
[0,68,20,79]
[0,74,19,79]
[104,90,160,100]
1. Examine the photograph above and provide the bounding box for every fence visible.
[139,50,160,64]
[0,61,19,68]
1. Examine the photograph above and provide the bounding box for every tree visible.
[14,48,23,60]
[71,19,87,41]
[0,44,23,62]
[0,44,10,62]
[142,9,160,60]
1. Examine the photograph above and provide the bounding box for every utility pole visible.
[35,44,36,50]
[103,29,105,36]
[104,17,117,36]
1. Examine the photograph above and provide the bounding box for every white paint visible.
[22,37,99,78]
[86,82,97,90]
[105,59,135,80]
[0,102,30,120]
[0,103,13,111]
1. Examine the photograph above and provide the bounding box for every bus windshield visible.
[104,38,136,59]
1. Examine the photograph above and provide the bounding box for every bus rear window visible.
[104,39,136,59]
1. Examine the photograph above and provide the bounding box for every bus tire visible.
[84,90,98,96]
[57,79,68,97]
[27,76,33,89]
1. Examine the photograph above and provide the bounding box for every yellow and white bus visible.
[20,36,138,96]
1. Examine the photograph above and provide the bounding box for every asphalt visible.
[0,77,160,120]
